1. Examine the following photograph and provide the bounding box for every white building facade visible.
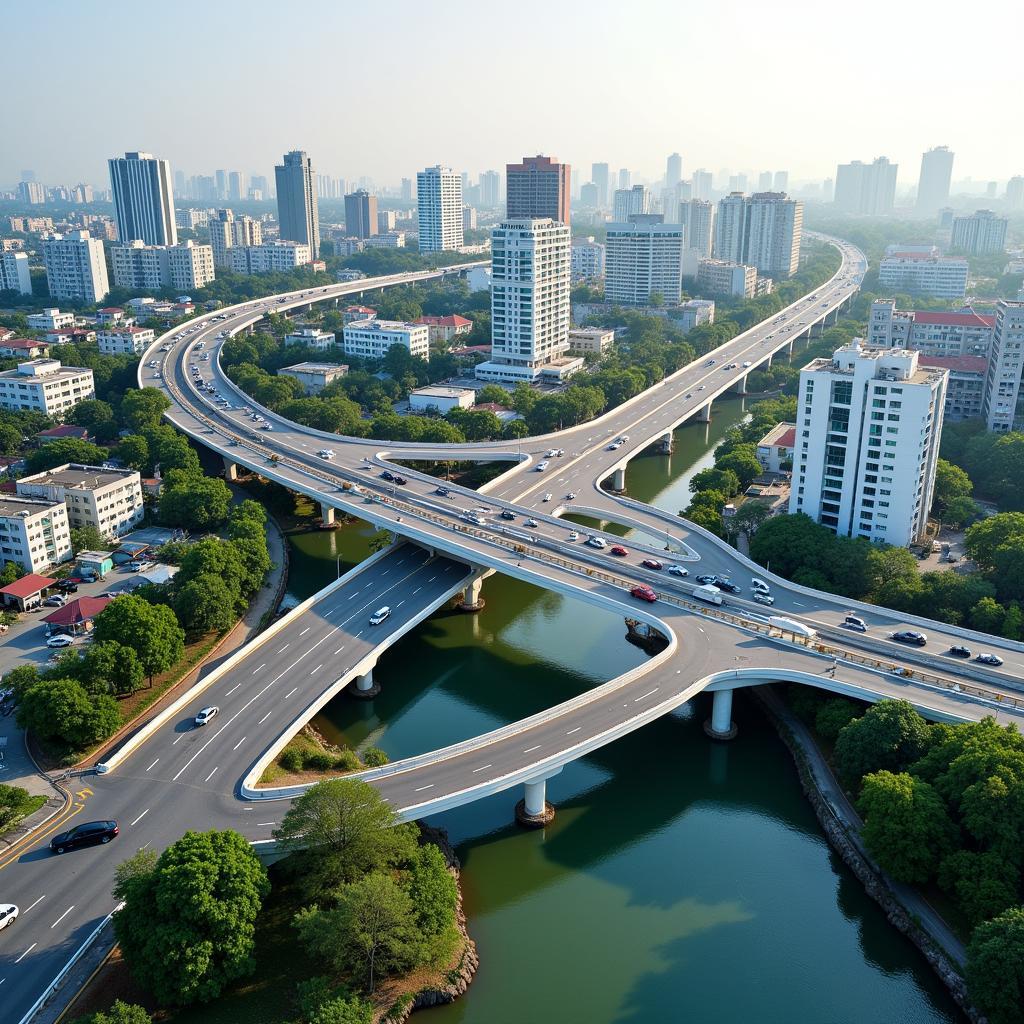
[0,251,32,294]
[0,496,73,574]
[571,238,606,280]
[230,242,311,274]
[17,464,144,539]
[342,320,430,361]
[417,166,463,252]
[43,232,110,303]
[604,217,684,306]
[0,360,96,417]
[878,254,969,298]
[97,326,156,355]
[111,240,215,291]
[951,210,1008,255]
[982,301,1024,432]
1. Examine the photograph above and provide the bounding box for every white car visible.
[667,565,689,577]
[536,461,549,471]
[126,561,145,572]
[568,531,580,541]
[545,449,558,458]
[46,634,74,649]
[317,449,335,460]
[194,706,219,726]
[0,904,18,930]
[542,492,553,502]
[370,606,391,625]
[586,536,607,549]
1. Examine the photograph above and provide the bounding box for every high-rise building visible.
[1006,177,1024,208]
[878,253,968,298]
[215,170,227,199]
[275,150,320,257]
[251,175,270,197]
[612,185,650,222]
[344,190,378,239]
[228,171,246,202]
[680,199,715,257]
[789,341,947,546]
[571,237,606,280]
[173,169,186,196]
[834,157,898,215]
[400,177,414,203]
[867,301,994,357]
[728,173,748,193]
[463,206,478,231]
[208,208,235,268]
[505,155,571,224]
[17,181,46,204]
[982,301,1024,432]
[713,192,802,279]
[474,218,572,384]
[618,168,631,190]
[591,163,610,206]
[42,232,110,303]
[951,210,1008,255]
[605,215,685,306]
[773,171,789,193]
[480,170,501,208]
[916,146,954,214]
[758,171,773,191]
[111,239,215,291]
[692,169,713,201]
[416,166,463,252]
[108,152,177,245]
[666,153,682,188]
[580,182,599,207]
[713,193,748,264]
[0,251,32,295]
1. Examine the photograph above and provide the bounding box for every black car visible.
[696,575,717,586]
[50,820,119,854]
[435,486,450,496]
[500,510,517,520]
[380,470,395,482]
[392,475,408,486]
[891,630,928,646]
[949,645,972,658]
[57,581,79,593]
[717,581,742,594]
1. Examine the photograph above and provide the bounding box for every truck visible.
[768,616,817,639]
[692,583,723,605]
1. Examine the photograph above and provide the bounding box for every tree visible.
[121,388,171,432]
[833,700,930,789]
[932,459,973,511]
[115,434,150,472]
[88,1001,152,1024]
[16,677,120,749]
[814,697,862,742]
[70,524,107,555]
[68,399,117,442]
[114,830,270,1006]
[408,843,457,942]
[938,850,1019,928]
[79,641,145,696]
[273,779,418,896]
[173,575,237,637]
[689,467,741,497]
[92,595,185,684]
[26,438,108,474]
[714,444,763,488]
[0,783,31,832]
[307,995,374,1024]
[731,500,772,538]
[159,474,232,530]
[966,907,1024,1024]
[857,771,955,883]
[367,530,392,555]
[177,538,249,600]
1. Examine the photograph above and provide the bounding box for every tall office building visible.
[108,151,177,245]
[17,181,46,204]
[1006,177,1024,208]
[344,190,378,239]
[758,171,773,192]
[951,210,1008,255]
[916,146,954,214]
[612,185,650,222]
[42,231,110,303]
[618,168,631,190]
[789,341,947,546]
[215,170,227,199]
[692,169,713,201]
[480,170,501,208]
[773,171,789,192]
[591,163,610,205]
[982,301,1024,432]
[680,199,715,257]
[605,215,685,306]
[713,193,748,264]
[834,157,898,215]
[713,192,802,278]
[506,155,571,224]
[251,175,270,197]
[416,166,463,252]
[666,153,682,188]
[275,150,320,257]
[474,218,571,383]
[228,171,246,202]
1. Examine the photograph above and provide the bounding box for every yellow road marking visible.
[0,796,88,872]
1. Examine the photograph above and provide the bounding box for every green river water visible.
[281,396,962,1023]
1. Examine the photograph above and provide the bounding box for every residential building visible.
[0,338,49,359]
[344,190,378,239]
[505,155,571,224]
[363,232,406,249]
[680,199,715,257]
[773,171,789,192]
[867,300,994,356]
[111,240,215,291]
[571,237,606,280]
[612,185,650,222]
[377,210,398,233]
[692,169,713,201]
[97,326,155,355]
[834,157,898,214]
[0,496,72,574]
[230,241,311,274]
[982,301,1024,432]
[416,166,463,252]
[591,163,610,205]
[568,327,615,355]
[1007,177,1024,209]
[666,153,682,188]
[27,309,74,332]
[475,218,579,384]
[463,206,477,231]
[697,258,756,298]
[916,147,954,214]
[408,386,475,414]
[480,170,501,207]
[604,216,684,306]
[789,341,947,546]
[878,253,969,298]
[414,314,472,344]
[46,328,96,345]
[343,305,377,323]
[275,150,320,257]
[0,251,32,295]
[17,464,144,539]
[713,192,802,278]
[35,424,90,444]
[17,180,45,205]
[755,422,796,473]
[951,210,1009,255]
[42,232,110,303]
[284,327,336,351]
[677,298,715,331]
[0,360,95,417]
[277,362,349,395]
[918,355,988,422]
[208,209,265,268]
[108,151,177,245]
[342,319,430,361]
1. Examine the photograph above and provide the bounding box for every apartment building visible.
[951,210,1009,255]
[0,496,72,574]
[982,300,1024,432]
[0,360,96,417]
[230,241,311,274]
[277,362,349,395]
[867,300,994,356]
[284,328,336,351]
[342,320,430,361]
[0,251,32,295]
[571,238,606,280]
[878,254,969,298]
[17,464,144,539]
[111,239,215,291]
[42,231,110,303]
[28,309,75,331]
[712,192,802,278]
[97,326,156,355]
[604,216,684,305]
[417,166,463,252]
[697,258,757,298]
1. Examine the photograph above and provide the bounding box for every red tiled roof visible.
[0,338,48,349]
[912,310,995,329]
[345,305,377,314]
[98,307,124,313]
[0,573,56,598]
[774,427,797,448]
[918,355,989,374]
[36,424,88,439]
[415,315,472,327]
[42,595,112,626]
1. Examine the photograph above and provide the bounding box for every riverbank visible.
[754,686,978,1022]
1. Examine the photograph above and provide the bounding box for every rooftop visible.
[918,354,989,374]
[0,573,57,599]
[411,386,474,399]
[42,595,113,626]
[0,495,64,519]
[345,319,426,331]
[912,310,995,329]
[415,315,472,328]
[757,422,797,449]
[19,463,138,490]
[280,362,349,374]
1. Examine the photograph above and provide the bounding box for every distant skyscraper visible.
[618,168,631,190]
[173,169,186,197]
[505,155,571,223]
[714,192,802,278]
[591,163,610,205]
[19,170,36,182]
[344,190,378,239]
[758,171,773,191]
[728,173,748,193]
[401,177,414,202]
[613,186,650,222]
[680,199,715,257]
[834,157,897,215]
[692,169,713,201]
[251,175,270,197]
[773,171,789,193]
[666,153,682,188]
[480,170,501,208]
[108,151,177,245]
[916,146,954,214]
[1007,177,1024,208]
[951,210,1008,255]
[17,181,45,204]
[416,166,463,252]
[580,182,599,207]
[275,150,320,257]
[228,171,246,202]
[215,169,227,199]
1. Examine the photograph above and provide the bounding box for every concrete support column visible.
[733,373,748,395]
[515,771,558,828]
[611,466,626,492]
[459,576,485,612]
[787,338,795,356]
[765,352,773,368]
[695,402,712,423]
[704,688,738,741]
[223,458,239,481]
[658,431,673,453]
[320,503,336,527]
[349,665,381,700]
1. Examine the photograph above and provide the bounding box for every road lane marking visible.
[129,809,149,827]
[15,943,37,962]
[204,767,219,783]
[299,627,310,636]
[634,688,659,702]
[566,727,582,735]
[278,644,289,653]
[310,664,323,675]
[347,591,360,600]
[225,683,240,696]
[25,896,45,913]
[355,631,363,638]
[471,764,492,773]
[335,645,345,654]
[523,744,541,753]
[173,735,184,745]
[414,784,434,792]
[258,712,272,724]
[285,687,298,698]
[256,821,275,826]
[396,601,404,608]
[233,736,247,751]
[50,906,75,929]
[413,587,421,595]
[145,758,159,772]
[252,664,266,674]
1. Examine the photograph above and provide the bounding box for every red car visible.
[630,585,657,603]
[610,545,629,557]
[641,559,663,570]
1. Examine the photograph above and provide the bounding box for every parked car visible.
[369,606,391,625]
[56,581,79,593]
[976,653,1004,666]
[50,820,119,854]
[43,595,66,608]
[46,634,74,649]
[194,706,219,726]
[890,630,928,646]
[126,561,145,572]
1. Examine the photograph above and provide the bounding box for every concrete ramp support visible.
[515,768,561,828]
[695,402,712,424]
[223,458,239,481]
[611,466,626,492]
[320,503,336,527]
[704,687,738,741]
[459,575,485,612]
[349,665,381,700]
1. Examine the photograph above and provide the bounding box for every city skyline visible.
[3,0,1019,188]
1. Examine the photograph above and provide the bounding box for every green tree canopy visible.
[25,438,108,474]
[92,595,185,683]
[16,677,120,749]
[121,387,171,432]
[159,473,233,530]
[966,907,1024,1024]
[833,700,930,789]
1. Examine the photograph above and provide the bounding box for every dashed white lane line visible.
[172,735,184,745]
[50,906,75,929]
[252,663,266,674]
[145,758,159,772]
[225,683,240,696]
[15,943,37,963]
[428,575,437,582]
[523,744,542,754]
[256,821,275,826]
[233,736,247,751]
[204,767,219,783]
[396,601,405,608]
[335,645,345,654]
[310,664,323,675]
[413,587,421,595]
[284,687,298,698]
[347,591,360,600]
[634,688,660,702]
[355,631,363,638]
[258,712,272,724]
[414,784,434,792]
[299,627,310,636]
[25,895,45,914]
[566,727,582,735]
[278,644,289,653]
[129,809,149,827]
[471,764,492,773]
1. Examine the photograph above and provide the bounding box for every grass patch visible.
[259,726,388,785]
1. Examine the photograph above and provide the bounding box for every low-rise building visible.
[408,385,475,414]
[567,327,615,355]
[277,362,349,395]
[0,496,72,574]
[696,258,757,298]
[917,354,988,422]
[878,253,969,298]
[343,305,377,323]
[45,327,96,346]
[867,300,994,357]
[17,463,144,539]
[97,326,156,355]
[363,232,407,249]
[342,319,430,361]
[677,298,716,330]
[95,308,128,326]
[284,328,336,351]
[28,308,75,331]
[414,314,473,344]
[0,360,96,417]
[0,338,50,359]
[35,424,90,444]
[230,241,312,274]
[755,422,796,473]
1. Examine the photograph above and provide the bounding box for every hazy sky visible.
[5,0,1017,189]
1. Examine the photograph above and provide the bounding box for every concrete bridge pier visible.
[515,768,561,828]
[348,664,381,700]
[223,457,239,481]
[695,402,712,424]
[657,431,674,453]
[610,466,626,492]
[763,352,773,369]
[730,373,748,396]
[320,503,336,527]
[703,688,738,741]
[787,338,795,357]
[459,575,486,612]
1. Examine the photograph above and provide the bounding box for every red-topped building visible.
[505,155,571,224]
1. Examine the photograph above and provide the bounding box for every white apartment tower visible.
[0,251,32,295]
[108,152,177,246]
[982,301,1024,432]
[612,186,651,222]
[680,199,715,257]
[789,341,947,547]
[916,147,954,214]
[951,210,1008,255]
[42,232,110,303]
[417,166,463,252]
[209,209,263,267]
[605,216,685,306]
[713,192,802,278]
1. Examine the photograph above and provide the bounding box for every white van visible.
[751,578,770,593]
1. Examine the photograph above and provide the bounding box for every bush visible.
[815,698,862,742]
[305,750,336,772]
[362,747,389,768]
[279,748,304,773]
[333,749,362,772]
[0,783,32,832]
